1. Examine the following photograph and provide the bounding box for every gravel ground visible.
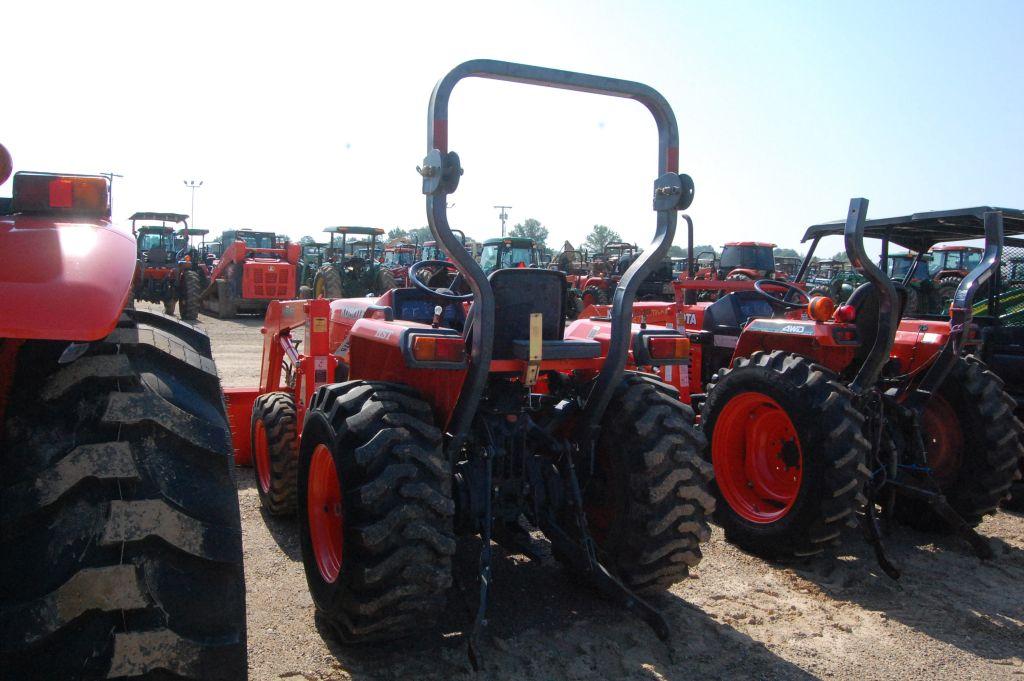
[150,304,1024,680]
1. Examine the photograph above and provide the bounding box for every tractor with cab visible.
[223,60,710,662]
[201,228,300,318]
[0,145,247,679]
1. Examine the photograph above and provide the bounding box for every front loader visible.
[226,60,712,663]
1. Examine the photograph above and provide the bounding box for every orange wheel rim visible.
[308,444,344,583]
[712,392,803,524]
[921,395,964,488]
[254,419,271,494]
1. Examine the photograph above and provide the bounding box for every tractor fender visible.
[0,215,136,341]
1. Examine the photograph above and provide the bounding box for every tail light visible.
[807,296,836,322]
[647,335,691,361]
[834,304,857,323]
[12,172,110,217]
[410,334,466,364]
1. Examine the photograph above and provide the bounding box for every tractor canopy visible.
[802,207,1024,253]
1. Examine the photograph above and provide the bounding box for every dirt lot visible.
[158,305,1024,680]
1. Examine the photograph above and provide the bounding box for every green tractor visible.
[478,236,541,274]
[297,242,328,298]
[312,226,396,298]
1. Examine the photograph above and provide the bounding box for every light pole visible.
[494,205,511,237]
[184,179,203,225]
[100,172,123,205]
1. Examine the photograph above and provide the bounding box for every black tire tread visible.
[586,374,714,592]
[252,392,299,515]
[180,270,202,321]
[702,350,870,559]
[898,356,1024,528]
[299,380,454,643]
[0,313,247,680]
[318,264,343,299]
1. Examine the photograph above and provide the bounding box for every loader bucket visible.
[224,387,259,465]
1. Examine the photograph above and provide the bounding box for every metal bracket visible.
[419,149,463,196]
[652,172,694,211]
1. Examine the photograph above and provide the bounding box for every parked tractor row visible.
[1,58,1021,679]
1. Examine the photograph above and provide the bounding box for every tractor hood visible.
[0,214,136,341]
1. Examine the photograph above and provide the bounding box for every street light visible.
[184,179,203,226]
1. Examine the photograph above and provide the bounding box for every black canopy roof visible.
[129,212,189,224]
[802,207,1024,253]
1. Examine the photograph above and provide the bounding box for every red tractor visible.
[0,145,247,678]
[591,202,1023,569]
[224,60,709,661]
[201,228,301,318]
[130,212,205,320]
[382,241,420,287]
[929,244,985,305]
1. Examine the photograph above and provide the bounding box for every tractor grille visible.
[245,263,295,299]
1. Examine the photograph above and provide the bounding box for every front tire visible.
[180,270,201,321]
[702,351,870,559]
[297,381,455,643]
[0,310,247,680]
[580,374,715,592]
[251,392,299,515]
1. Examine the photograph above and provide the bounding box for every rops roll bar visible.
[419,59,693,448]
[845,198,899,394]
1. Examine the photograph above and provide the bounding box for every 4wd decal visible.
[746,320,816,336]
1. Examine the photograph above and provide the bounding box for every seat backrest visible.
[847,281,907,366]
[488,268,566,359]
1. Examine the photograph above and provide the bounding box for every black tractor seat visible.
[846,281,908,366]
[512,339,601,360]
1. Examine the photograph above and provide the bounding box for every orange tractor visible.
[224,59,710,661]
[201,228,300,317]
[129,212,205,320]
[0,146,247,678]
[586,202,1023,570]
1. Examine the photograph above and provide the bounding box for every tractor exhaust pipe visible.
[845,197,899,394]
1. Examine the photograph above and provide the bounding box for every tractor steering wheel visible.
[409,260,474,301]
[753,279,810,310]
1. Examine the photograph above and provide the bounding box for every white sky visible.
[3,1,1021,257]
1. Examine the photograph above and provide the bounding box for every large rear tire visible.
[580,374,715,592]
[894,356,1024,529]
[180,270,201,321]
[936,275,962,309]
[297,381,454,643]
[0,309,247,680]
[251,392,299,516]
[375,269,397,294]
[702,351,870,559]
[316,265,343,299]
